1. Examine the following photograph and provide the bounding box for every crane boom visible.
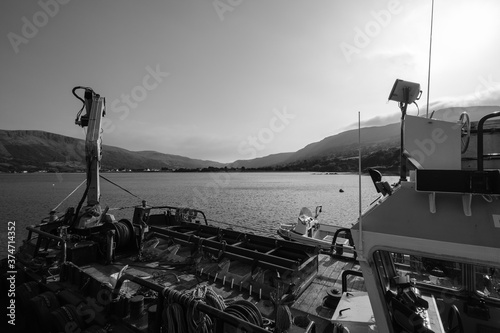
[73,87,106,229]
[85,94,105,206]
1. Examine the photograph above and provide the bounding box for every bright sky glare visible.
[1,0,499,163]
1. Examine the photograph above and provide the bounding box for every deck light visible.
[388,79,422,104]
[388,79,422,182]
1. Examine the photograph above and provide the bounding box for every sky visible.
[1,0,500,163]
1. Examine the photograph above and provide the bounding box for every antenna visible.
[426,0,435,118]
[358,112,363,259]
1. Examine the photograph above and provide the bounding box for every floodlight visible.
[388,79,422,104]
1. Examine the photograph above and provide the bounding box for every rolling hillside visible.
[228,122,401,171]
[0,130,224,172]
[0,122,402,173]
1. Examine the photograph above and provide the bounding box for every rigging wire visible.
[100,174,145,201]
[51,179,86,212]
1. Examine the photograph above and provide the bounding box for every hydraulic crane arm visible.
[73,86,106,227]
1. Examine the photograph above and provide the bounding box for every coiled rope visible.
[162,286,226,333]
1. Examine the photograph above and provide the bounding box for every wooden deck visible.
[292,254,364,320]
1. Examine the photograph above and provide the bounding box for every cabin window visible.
[474,265,500,301]
[373,251,392,291]
[373,250,464,292]
[393,252,463,291]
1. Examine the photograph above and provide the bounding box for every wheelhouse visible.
[351,108,500,332]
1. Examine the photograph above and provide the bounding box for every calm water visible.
[0,172,397,258]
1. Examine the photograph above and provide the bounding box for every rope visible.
[164,303,188,333]
[51,179,87,212]
[99,175,145,201]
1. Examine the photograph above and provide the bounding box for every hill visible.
[0,122,402,173]
[228,152,294,169]
[284,123,400,164]
[230,122,401,172]
[0,130,224,172]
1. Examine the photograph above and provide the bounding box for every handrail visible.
[113,273,269,333]
[341,269,363,293]
[26,225,67,262]
[332,228,355,247]
[330,228,356,260]
[305,320,316,333]
[477,111,500,171]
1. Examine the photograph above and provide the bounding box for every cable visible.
[100,175,145,201]
[51,179,86,212]
[413,101,420,116]
[72,86,94,124]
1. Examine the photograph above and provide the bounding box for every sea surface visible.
[0,172,398,258]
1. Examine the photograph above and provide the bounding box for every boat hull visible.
[277,223,356,259]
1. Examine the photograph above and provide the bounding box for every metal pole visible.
[426,0,435,118]
[358,112,363,259]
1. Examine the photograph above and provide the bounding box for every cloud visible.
[340,112,401,132]
[340,81,500,131]
[363,47,417,70]
[426,81,500,112]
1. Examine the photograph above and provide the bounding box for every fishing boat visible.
[3,77,500,332]
[3,87,326,333]
[276,206,357,259]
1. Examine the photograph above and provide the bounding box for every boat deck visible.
[292,254,364,320]
[75,252,363,332]
[16,219,365,333]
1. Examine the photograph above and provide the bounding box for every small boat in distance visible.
[277,206,357,259]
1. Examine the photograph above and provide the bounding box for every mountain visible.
[0,130,224,172]
[228,152,294,169]
[0,122,402,173]
[284,122,400,164]
[229,122,401,171]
